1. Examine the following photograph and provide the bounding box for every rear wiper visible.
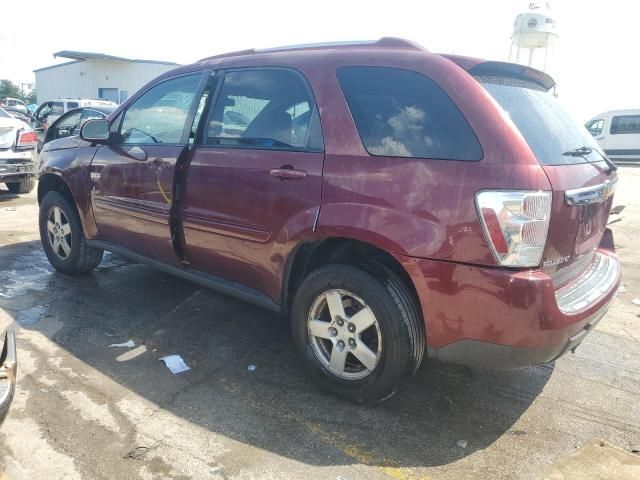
[562,146,618,172]
[562,146,593,157]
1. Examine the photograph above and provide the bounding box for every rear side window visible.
[610,115,640,135]
[205,69,322,151]
[479,77,603,165]
[67,102,79,109]
[336,66,482,161]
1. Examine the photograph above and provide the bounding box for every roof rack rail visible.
[198,37,425,62]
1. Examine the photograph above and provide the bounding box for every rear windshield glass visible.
[478,77,604,166]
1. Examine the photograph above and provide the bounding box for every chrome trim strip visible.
[555,252,619,314]
[565,179,617,206]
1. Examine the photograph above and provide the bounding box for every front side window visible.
[337,66,482,161]
[36,102,53,120]
[610,115,640,135]
[586,119,604,137]
[119,73,203,144]
[205,69,320,151]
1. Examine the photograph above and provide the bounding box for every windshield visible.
[0,108,10,119]
[479,77,603,166]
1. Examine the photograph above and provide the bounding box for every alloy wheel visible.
[46,206,72,260]
[307,289,382,380]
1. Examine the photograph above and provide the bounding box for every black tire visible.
[6,177,36,194]
[39,191,103,274]
[291,263,425,404]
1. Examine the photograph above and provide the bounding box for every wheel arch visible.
[283,236,422,316]
[38,173,90,235]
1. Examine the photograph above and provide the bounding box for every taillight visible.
[16,129,37,150]
[475,190,552,267]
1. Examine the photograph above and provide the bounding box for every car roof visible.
[186,37,556,91]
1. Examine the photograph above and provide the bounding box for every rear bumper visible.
[396,248,621,369]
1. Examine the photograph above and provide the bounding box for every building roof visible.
[33,51,179,72]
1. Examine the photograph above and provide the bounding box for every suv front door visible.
[183,68,324,301]
[90,72,206,264]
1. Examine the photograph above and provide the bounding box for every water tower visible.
[509,1,558,72]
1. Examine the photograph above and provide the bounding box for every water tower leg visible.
[543,37,549,72]
[516,45,521,63]
[509,42,514,62]
[528,48,534,67]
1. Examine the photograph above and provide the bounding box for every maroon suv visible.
[37,38,620,404]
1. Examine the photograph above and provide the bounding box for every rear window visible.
[478,77,603,165]
[610,115,640,135]
[337,66,482,161]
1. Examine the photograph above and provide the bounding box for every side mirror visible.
[80,119,110,143]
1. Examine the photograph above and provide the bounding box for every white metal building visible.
[34,51,180,105]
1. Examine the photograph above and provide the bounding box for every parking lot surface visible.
[0,168,639,480]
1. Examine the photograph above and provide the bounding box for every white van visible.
[586,109,640,163]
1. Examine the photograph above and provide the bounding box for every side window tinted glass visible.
[337,66,482,161]
[610,115,640,135]
[67,102,79,109]
[119,74,203,144]
[205,69,318,150]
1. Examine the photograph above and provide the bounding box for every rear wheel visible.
[291,263,425,404]
[6,177,35,194]
[39,191,103,274]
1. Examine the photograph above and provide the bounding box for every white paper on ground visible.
[632,298,640,306]
[108,339,135,348]
[160,355,190,374]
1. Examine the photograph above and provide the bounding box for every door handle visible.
[596,137,605,141]
[270,166,307,180]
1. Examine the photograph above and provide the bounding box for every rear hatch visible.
[473,67,617,285]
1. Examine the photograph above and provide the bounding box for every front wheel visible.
[39,191,103,274]
[291,263,425,404]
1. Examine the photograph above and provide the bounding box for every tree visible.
[0,80,23,100]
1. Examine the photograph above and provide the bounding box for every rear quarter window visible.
[336,66,482,161]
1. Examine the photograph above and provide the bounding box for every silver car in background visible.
[0,107,37,194]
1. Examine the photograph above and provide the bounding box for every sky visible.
[0,0,637,121]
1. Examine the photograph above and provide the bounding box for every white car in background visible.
[586,109,640,164]
[0,107,37,193]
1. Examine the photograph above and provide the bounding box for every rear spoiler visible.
[468,61,556,92]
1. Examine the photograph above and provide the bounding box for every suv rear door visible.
[90,72,207,264]
[182,68,324,301]
[476,73,617,285]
